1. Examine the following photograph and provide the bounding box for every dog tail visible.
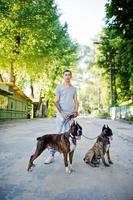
[36,137,41,141]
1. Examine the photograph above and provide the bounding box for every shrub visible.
[98,111,110,118]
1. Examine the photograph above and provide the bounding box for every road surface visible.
[0,117,133,200]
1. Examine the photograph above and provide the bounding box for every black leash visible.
[82,134,98,140]
[62,116,97,141]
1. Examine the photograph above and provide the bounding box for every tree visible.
[97,0,133,106]
[0,0,78,116]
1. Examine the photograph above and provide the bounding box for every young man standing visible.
[44,69,79,164]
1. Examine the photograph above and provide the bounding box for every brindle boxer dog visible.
[27,121,82,174]
[83,125,113,167]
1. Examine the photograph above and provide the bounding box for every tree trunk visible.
[35,90,42,117]
[0,74,4,82]
[30,79,34,98]
[113,69,117,105]
[9,34,20,85]
[9,62,16,85]
[109,52,113,107]
[46,100,49,109]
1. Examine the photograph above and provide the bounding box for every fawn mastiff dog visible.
[83,125,113,167]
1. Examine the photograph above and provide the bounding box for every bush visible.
[128,115,133,122]
[98,111,110,118]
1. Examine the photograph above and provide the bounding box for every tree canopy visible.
[0,0,78,116]
[97,0,133,106]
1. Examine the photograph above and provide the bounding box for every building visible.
[0,83,32,120]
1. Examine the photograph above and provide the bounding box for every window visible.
[0,95,8,110]
[11,102,13,109]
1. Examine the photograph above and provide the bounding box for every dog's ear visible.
[102,124,106,130]
[70,120,75,127]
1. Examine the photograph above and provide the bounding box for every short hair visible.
[63,69,72,75]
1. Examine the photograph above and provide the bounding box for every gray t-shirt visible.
[55,84,77,115]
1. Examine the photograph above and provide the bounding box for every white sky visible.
[56,0,107,45]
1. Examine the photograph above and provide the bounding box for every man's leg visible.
[63,119,73,132]
[44,113,64,164]
[44,147,55,164]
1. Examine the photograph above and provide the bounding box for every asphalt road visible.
[0,117,133,200]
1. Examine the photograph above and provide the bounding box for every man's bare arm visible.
[55,95,68,119]
[55,95,63,113]
[73,95,79,117]
[74,95,79,112]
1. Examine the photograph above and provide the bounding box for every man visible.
[44,69,79,164]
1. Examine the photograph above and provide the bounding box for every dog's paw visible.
[95,163,100,167]
[84,159,88,164]
[27,168,33,172]
[89,163,96,167]
[65,167,71,174]
[105,163,110,167]
[109,160,113,164]
[69,165,75,172]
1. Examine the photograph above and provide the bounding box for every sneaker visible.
[44,156,54,164]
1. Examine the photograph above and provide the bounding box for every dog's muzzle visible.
[108,136,113,141]
[76,129,82,140]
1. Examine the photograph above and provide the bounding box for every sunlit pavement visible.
[0,117,133,200]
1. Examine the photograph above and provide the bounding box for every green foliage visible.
[0,0,78,117]
[97,0,133,106]
[97,111,110,118]
[128,115,133,122]
[77,43,110,115]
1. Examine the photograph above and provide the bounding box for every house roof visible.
[0,88,13,96]
[0,82,32,102]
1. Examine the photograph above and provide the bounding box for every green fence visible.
[0,109,27,119]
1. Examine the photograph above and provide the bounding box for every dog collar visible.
[69,133,76,145]
[99,135,110,144]
[69,133,74,139]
